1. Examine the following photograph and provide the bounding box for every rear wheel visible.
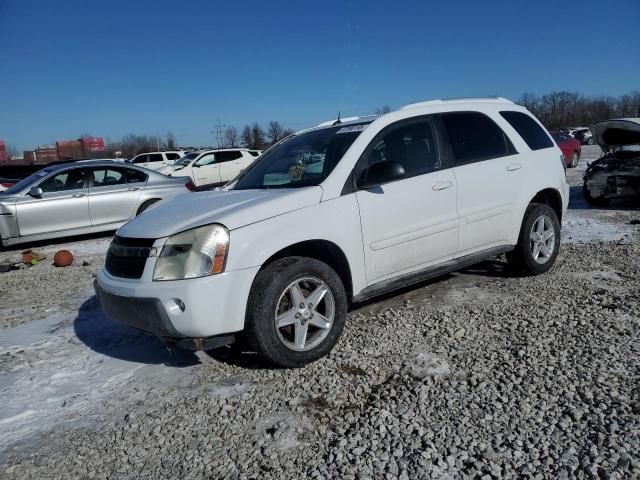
[569,152,580,168]
[507,203,561,275]
[587,137,594,145]
[245,257,347,367]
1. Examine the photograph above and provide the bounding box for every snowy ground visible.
[0,146,638,478]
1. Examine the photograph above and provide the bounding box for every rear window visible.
[500,111,554,151]
[441,112,516,164]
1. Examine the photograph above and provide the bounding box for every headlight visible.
[153,224,229,281]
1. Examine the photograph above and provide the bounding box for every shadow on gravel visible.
[73,296,200,367]
[205,342,275,370]
[569,185,640,211]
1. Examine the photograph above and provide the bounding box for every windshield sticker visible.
[336,124,367,134]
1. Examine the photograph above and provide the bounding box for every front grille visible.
[105,235,156,279]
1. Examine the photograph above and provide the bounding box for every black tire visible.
[507,203,561,276]
[569,152,580,168]
[136,199,159,215]
[582,184,610,207]
[245,256,347,368]
[587,137,594,145]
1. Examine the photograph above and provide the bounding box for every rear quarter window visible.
[500,111,554,151]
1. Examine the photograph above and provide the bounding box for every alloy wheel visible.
[274,277,335,352]
[529,215,555,264]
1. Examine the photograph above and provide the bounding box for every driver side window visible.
[363,119,441,179]
[39,170,86,193]
[196,153,216,166]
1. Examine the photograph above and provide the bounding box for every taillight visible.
[185,181,196,192]
[1,183,14,188]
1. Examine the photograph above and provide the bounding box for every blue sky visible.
[1,0,639,151]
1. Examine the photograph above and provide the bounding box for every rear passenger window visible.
[500,111,554,150]
[364,119,441,179]
[441,112,516,164]
[148,154,164,163]
[126,169,148,183]
[93,169,125,186]
[216,151,243,162]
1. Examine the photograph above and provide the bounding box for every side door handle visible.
[128,187,140,191]
[72,192,86,198]
[432,180,453,191]
[507,163,522,171]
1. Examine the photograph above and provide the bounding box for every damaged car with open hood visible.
[583,118,640,206]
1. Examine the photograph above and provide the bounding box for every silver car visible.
[0,160,194,247]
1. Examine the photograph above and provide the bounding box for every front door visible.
[15,168,91,237]
[192,153,220,188]
[355,117,459,283]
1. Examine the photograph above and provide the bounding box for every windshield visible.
[1,170,52,195]
[234,123,370,190]
[173,152,199,167]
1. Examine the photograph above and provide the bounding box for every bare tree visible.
[166,131,176,150]
[224,126,239,148]
[375,105,392,115]
[250,123,266,150]
[6,144,20,160]
[267,121,284,145]
[241,125,253,148]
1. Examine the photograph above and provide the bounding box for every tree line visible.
[517,91,640,130]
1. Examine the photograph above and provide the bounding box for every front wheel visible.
[587,137,594,145]
[245,257,347,367]
[507,203,561,275]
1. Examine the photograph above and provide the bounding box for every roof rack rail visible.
[400,97,513,110]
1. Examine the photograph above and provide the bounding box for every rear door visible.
[15,168,91,237]
[439,111,522,256]
[192,153,220,188]
[354,116,459,283]
[87,167,145,225]
[218,150,247,183]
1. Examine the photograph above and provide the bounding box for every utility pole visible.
[210,118,227,149]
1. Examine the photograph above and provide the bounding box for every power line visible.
[210,118,227,149]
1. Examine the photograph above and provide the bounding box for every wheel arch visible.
[528,188,563,223]
[259,239,354,302]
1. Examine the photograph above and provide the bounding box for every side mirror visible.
[28,187,43,197]
[193,163,201,168]
[356,161,405,190]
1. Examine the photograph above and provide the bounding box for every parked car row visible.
[159,148,262,189]
[93,98,570,367]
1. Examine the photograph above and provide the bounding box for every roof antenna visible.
[332,112,342,125]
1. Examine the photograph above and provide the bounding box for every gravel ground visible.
[1,147,639,478]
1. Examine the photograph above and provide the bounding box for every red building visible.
[0,141,9,163]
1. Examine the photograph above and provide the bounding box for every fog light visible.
[173,298,186,312]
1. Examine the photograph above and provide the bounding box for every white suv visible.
[95,98,569,367]
[129,151,186,171]
[162,148,260,189]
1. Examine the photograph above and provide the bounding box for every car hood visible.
[117,186,324,239]
[592,118,640,151]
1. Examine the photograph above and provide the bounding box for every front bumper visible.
[94,265,260,339]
